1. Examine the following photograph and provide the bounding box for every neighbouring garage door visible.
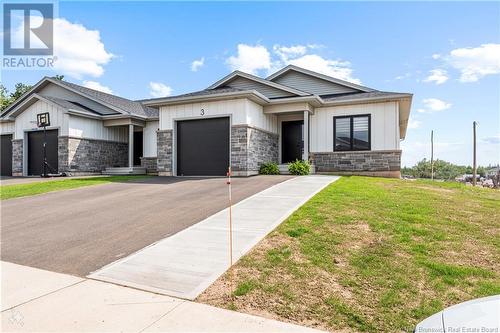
[28,130,58,176]
[1,134,13,176]
[177,117,230,176]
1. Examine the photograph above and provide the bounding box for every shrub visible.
[259,162,280,175]
[288,159,310,175]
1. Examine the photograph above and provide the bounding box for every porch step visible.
[102,167,147,175]
[278,163,316,175]
[278,164,290,175]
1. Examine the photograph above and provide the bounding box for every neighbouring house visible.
[0,65,412,178]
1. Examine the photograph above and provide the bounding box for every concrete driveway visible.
[1,176,291,277]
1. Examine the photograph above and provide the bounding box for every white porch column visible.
[303,110,309,161]
[128,124,134,168]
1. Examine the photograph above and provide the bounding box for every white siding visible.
[14,100,68,139]
[310,101,399,152]
[159,98,277,134]
[0,121,15,135]
[225,77,294,98]
[68,115,128,142]
[273,71,358,95]
[245,100,277,133]
[143,120,158,157]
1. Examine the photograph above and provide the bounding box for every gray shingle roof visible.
[321,91,411,102]
[139,87,245,103]
[56,80,158,118]
[42,96,108,116]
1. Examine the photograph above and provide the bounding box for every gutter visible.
[141,90,270,107]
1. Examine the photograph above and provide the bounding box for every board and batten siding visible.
[224,77,295,99]
[310,101,400,152]
[68,115,128,142]
[272,71,359,96]
[0,121,15,135]
[143,120,158,157]
[159,98,278,134]
[13,99,69,139]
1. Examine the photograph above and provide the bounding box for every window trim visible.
[333,114,371,151]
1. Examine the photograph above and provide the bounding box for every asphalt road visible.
[1,176,291,277]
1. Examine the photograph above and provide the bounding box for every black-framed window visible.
[334,115,371,151]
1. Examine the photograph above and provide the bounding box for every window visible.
[334,115,371,151]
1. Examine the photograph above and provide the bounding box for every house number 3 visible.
[200,109,205,115]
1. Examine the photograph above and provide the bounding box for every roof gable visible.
[1,77,158,119]
[266,65,375,94]
[207,71,310,98]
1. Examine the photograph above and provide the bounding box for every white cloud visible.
[446,43,500,82]
[11,17,114,79]
[191,57,205,72]
[226,44,271,75]
[226,43,360,83]
[482,134,500,144]
[287,54,361,84]
[432,54,442,60]
[423,69,449,85]
[273,44,308,61]
[417,98,452,113]
[149,82,172,98]
[82,81,113,94]
[407,118,422,129]
[395,72,411,80]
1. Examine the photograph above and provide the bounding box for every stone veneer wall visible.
[157,130,173,176]
[310,150,402,178]
[58,136,128,174]
[12,139,23,176]
[231,125,278,176]
[140,157,158,174]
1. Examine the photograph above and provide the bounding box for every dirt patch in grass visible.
[198,177,500,332]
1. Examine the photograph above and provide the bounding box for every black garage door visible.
[1,134,13,176]
[28,130,58,176]
[177,117,229,176]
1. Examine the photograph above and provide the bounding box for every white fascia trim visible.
[268,95,324,107]
[207,71,310,96]
[321,94,413,106]
[66,110,103,120]
[142,90,270,107]
[266,65,375,93]
[2,93,58,118]
[0,77,50,117]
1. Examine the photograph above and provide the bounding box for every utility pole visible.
[473,121,477,186]
[430,130,434,181]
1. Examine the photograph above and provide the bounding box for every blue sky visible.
[2,1,499,167]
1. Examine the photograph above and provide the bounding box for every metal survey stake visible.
[227,167,233,267]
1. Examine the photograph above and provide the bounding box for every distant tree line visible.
[402,159,489,180]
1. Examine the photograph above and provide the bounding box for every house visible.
[0,65,412,178]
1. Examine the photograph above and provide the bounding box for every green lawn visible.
[0,176,149,200]
[199,176,500,332]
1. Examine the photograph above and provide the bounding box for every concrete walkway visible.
[89,175,339,300]
[1,261,322,332]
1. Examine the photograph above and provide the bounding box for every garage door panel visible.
[1,134,13,176]
[177,117,229,176]
[28,130,58,176]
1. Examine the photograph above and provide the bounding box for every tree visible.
[54,75,65,81]
[0,82,33,112]
[0,84,10,111]
[10,83,32,101]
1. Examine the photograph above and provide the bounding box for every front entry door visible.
[282,120,303,163]
[133,131,143,166]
